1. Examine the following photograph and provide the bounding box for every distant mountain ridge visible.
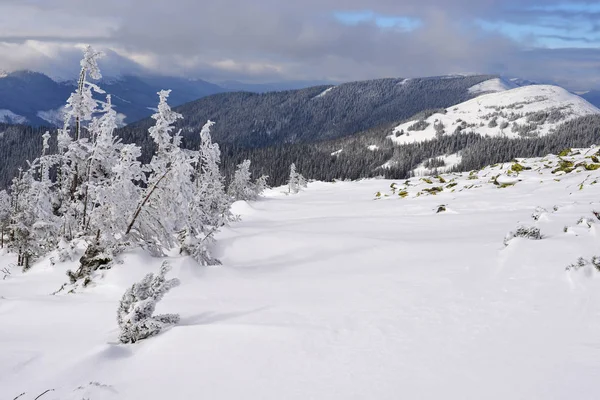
[118,74,498,149]
[0,71,225,126]
[1,70,599,128]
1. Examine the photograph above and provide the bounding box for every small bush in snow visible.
[566,256,600,272]
[531,207,547,221]
[407,120,429,131]
[117,261,180,344]
[67,236,113,286]
[504,226,544,246]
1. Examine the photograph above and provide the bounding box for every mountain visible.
[0,71,71,125]
[0,71,226,126]
[213,82,600,185]
[388,84,600,146]
[2,76,600,189]
[119,74,497,149]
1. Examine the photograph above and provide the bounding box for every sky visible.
[0,0,599,89]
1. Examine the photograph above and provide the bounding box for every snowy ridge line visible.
[389,85,600,146]
[468,77,518,94]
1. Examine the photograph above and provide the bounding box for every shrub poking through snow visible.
[531,207,547,221]
[504,226,543,246]
[566,256,600,272]
[117,261,180,344]
[66,234,113,286]
[436,205,446,213]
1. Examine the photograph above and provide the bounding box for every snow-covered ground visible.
[313,86,335,99]
[3,148,600,399]
[390,85,600,145]
[468,77,518,94]
[411,153,462,176]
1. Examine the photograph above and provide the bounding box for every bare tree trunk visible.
[125,169,170,235]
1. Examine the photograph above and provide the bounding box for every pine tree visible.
[228,160,254,201]
[288,163,307,194]
[117,261,180,344]
[58,46,105,240]
[180,121,231,265]
[125,90,192,255]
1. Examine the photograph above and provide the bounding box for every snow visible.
[390,85,600,145]
[367,144,379,151]
[412,153,462,176]
[313,86,334,99]
[331,149,343,156]
[3,148,600,399]
[468,77,518,94]
[0,109,27,124]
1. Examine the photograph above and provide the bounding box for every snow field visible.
[2,148,600,399]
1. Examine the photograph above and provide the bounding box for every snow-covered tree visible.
[194,121,231,227]
[8,165,53,270]
[90,142,144,248]
[117,261,180,343]
[82,95,125,235]
[0,190,11,248]
[287,163,307,194]
[254,174,270,196]
[7,130,62,269]
[228,159,269,201]
[179,121,231,265]
[57,46,104,239]
[125,90,193,255]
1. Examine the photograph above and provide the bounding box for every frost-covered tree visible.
[90,143,144,248]
[8,131,62,269]
[179,121,231,265]
[117,261,180,344]
[0,190,9,248]
[228,160,269,201]
[254,174,270,196]
[194,121,231,226]
[228,159,253,201]
[125,90,192,255]
[57,46,104,239]
[83,95,126,234]
[287,163,307,194]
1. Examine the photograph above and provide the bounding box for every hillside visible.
[2,78,599,190]
[118,75,496,148]
[389,85,600,145]
[2,147,600,399]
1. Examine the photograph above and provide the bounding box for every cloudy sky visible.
[0,0,599,89]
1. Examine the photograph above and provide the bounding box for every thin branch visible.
[125,169,170,235]
[34,389,54,400]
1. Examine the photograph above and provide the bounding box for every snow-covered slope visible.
[468,77,518,94]
[390,85,600,145]
[2,147,600,399]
